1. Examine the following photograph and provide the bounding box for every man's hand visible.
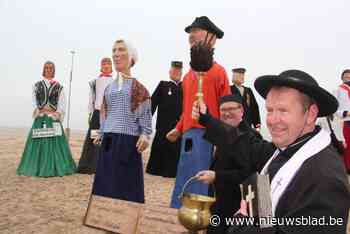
[136,134,149,153]
[166,128,181,142]
[195,170,215,184]
[234,200,248,216]
[192,100,207,120]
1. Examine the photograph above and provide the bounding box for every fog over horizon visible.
[1,0,349,135]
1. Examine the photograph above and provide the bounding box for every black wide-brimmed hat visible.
[254,69,338,117]
[185,16,224,39]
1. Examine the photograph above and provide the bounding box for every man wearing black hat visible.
[193,70,350,234]
[195,94,261,234]
[231,68,261,130]
[146,61,183,178]
[166,16,231,209]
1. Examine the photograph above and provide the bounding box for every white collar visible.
[260,129,330,215]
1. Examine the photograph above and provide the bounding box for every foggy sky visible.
[1,0,349,131]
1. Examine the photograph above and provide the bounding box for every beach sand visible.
[0,127,348,233]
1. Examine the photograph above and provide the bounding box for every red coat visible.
[176,62,231,133]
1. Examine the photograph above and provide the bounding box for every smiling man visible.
[193,69,350,234]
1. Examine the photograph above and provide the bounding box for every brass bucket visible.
[177,176,216,231]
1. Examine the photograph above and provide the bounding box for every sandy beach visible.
[0,127,349,234]
[0,127,175,234]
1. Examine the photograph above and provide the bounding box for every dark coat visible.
[198,114,350,234]
[146,80,182,177]
[152,81,182,131]
[77,109,101,174]
[203,120,262,234]
[231,85,261,129]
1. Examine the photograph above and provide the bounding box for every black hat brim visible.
[254,75,338,117]
[185,25,224,39]
[185,20,224,39]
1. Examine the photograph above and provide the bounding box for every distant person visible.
[146,61,183,178]
[17,61,76,177]
[335,69,350,173]
[91,39,152,203]
[316,115,345,157]
[230,68,261,131]
[77,57,113,174]
[166,16,231,208]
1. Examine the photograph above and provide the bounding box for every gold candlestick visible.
[196,72,205,102]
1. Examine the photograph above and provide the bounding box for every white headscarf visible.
[113,39,138,67]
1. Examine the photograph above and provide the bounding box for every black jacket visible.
[202,118,262,234]
[199,114,350,234]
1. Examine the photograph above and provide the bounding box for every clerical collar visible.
[276,126,320,158]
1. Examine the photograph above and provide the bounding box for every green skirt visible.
[17,115,76,177]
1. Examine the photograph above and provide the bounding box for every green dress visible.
[17,80,76,177]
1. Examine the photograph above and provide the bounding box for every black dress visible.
[146,80,182,177]
[77,79,104,174]
[76,110,101,174]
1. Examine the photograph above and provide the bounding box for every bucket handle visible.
[178,176,216,199]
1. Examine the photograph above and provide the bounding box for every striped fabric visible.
[102,78,152,136]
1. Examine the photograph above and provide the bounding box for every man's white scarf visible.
[260,129,331,215]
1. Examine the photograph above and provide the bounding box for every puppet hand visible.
[93,134,102,145]
[166,129,181,142]
[136,134,149,153]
